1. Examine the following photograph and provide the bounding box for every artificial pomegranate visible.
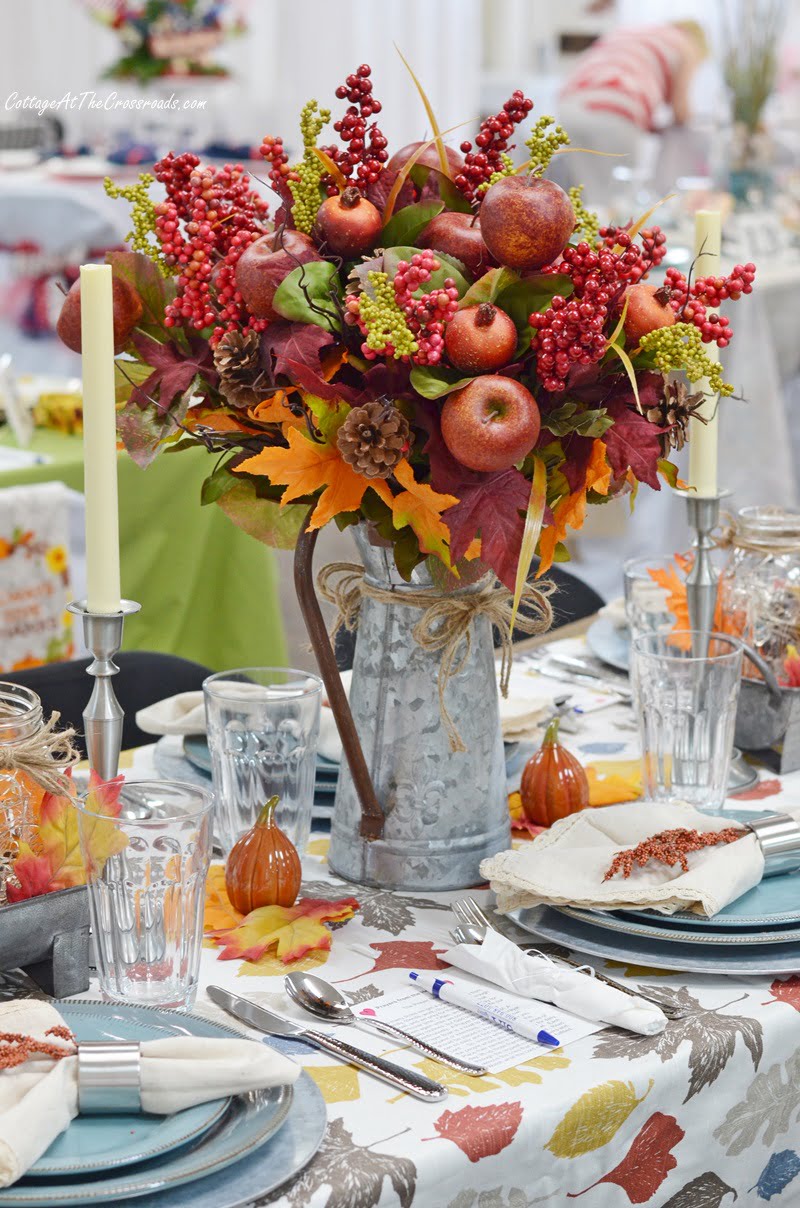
[623,283,677,344]
[385,140,464,178]
[480,176,575,271]
[56,276,143,355]
[419,211,492,278]
[235,229,322,320]
[441,375,540,473]
[520,717,590,827]
[224,796,301,914]
[444,303,517,373]
[315,186,382,258]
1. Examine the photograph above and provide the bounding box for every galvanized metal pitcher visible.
[325,525,510,890]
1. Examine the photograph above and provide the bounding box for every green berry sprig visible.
[104,173,169,273]
[478,153,515,194]
[525,115,570,173]
[288,99,332,233]
[350,271,418,360]
[639,323,734,396]
[569,185,599,244]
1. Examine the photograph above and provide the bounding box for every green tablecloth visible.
[0,428,286,670]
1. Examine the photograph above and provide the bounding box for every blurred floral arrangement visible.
[59,63,757,597]
[721,0,786,177]
[83,0,246,83]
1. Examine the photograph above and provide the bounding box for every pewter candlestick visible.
[675,489,728,655]
[67,600,141,780]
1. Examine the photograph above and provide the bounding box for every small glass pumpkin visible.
[224,796,302,913]
[520,717,590,827]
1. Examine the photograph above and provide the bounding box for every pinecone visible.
[213,330,264,409]
[646,379,707,452]
[336,400,411,478]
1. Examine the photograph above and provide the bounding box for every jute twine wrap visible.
[0,711,80,796]
[318,562,554,753]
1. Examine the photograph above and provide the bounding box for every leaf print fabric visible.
[661,1172,737,1207]
[569,1112,684,1203]
[432,1102,524,1162]
[278,1117,416,1208]
[715,1048,800,1155]
[545,1079,653,1157]
[593,986,763,1101]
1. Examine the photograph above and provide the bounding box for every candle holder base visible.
[67,600,141,781]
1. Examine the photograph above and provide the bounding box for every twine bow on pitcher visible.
[318,562,554,753]
[0,711,79,797]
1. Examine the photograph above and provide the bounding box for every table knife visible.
[206,985,447,1101]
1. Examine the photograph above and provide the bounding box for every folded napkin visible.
[137,691,206,736]
[0,999,299,1188]
[482,801,766,917]
[444,928,666,1036]
[598,596,628,630]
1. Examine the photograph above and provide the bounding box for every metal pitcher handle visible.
[739,640,783,702]
[293,512,385,841]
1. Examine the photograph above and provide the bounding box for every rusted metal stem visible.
[294,515,384,841]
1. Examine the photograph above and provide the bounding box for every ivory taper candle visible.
[80,264,121,613]
[687,210,722,497]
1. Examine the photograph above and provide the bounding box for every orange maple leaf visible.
[209,896,360,964]
[247,388,304,428]
[538,440,610,575]
[204,864,244,932]
[235,427,393,530]
[390,459,457,565]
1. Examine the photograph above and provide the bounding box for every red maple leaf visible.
[282,358,361,404]
[730,777,781,801]
[558,434,595,494]
[336,940,449,983]
[430,1102,524,1163]
[765,975,800,1011]
[130,331,217,409]
[421,405,531,589]
[570,1112,684,1203]
[602,378,666,491]
[261,322,334,378]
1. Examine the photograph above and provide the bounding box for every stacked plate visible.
[512,868,800,976]
[0,1001,326,1208]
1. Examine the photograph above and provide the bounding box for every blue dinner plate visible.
[586,615,630,672]
[558,905,800,947]
[0,1002,298,1207]
[622,871,800,930]
[512,904,800,975]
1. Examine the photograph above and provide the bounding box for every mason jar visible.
[0,682,45,901]
[718,506,800,682]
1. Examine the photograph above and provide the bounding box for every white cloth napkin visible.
[0,999,299,1188]
[444,928,666,1036]
[137,691,206,736]
[482,801,766,917]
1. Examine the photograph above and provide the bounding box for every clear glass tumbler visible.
[75,780,213,1009]
[204,667,322,855]
[623,556,685,637]
[631,631,743,811]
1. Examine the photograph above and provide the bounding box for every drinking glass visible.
[75,780,213,1009]
[631,631,743,811]
[623,556,684,637]
[204,667,322,855]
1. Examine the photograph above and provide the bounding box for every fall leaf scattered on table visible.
[208,896,360,964]
[569,1111,684,1202]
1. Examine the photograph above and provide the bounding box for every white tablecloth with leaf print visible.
[118,650,800,1208]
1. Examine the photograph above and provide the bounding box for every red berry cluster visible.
[455,91,533,201]
[258,135,297,202]
[320,65,387,192]
[394,251,459,365]
[152,152,269,339]
[661,262,756,347]
[530,229,667,392]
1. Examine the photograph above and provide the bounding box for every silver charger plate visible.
[0,1003,325,1208]
[512,904,800,975]
[556,905,800,947]
[585,615,630,672]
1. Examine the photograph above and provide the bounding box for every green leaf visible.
[458,267,520,309]
[496,272,573,329]
[116,374,195,468]
[409,365,475,400]
[114,357,152,406]
[381,200,444,249]
[511,457,547,635]
[437,175,474,214]
[200,457,240,506]
[542,400,613,439]
[303,394,351,443]
[657,458,680,488]
[216,478,307,549]
[272,261,343,331]
[382,246,470,298]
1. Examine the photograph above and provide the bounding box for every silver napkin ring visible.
[744,812,800,879]
[77,1042,142,1114]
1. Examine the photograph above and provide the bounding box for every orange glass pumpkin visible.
[224,796,302,913]
[520,717,589,827]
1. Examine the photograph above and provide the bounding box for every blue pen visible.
[409,971,560,1047]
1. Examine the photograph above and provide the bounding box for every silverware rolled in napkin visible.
[207,985,447,1101]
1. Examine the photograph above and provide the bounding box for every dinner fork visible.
[452,897,686,1020]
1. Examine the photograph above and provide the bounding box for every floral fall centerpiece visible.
[59,63,756,888]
